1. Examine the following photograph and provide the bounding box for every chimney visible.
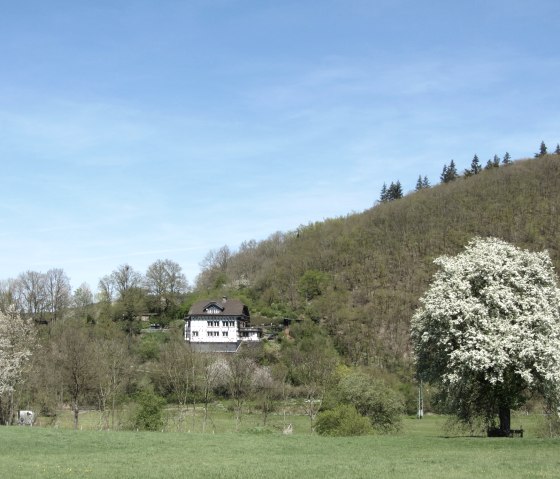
[222,296,227,303]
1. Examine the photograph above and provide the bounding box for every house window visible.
[207,331,219,337]
[222,331,228,337]
[207,320,219,327]
[192,331,198,337]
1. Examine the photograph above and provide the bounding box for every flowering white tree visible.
[0,306,36,424]
[411,237,560,435]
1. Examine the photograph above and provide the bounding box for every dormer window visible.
[202,301,225,314]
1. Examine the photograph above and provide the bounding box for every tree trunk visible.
[73,401,79,430]
[499,406,511,436]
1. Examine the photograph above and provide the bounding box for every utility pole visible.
[417,380,424,419]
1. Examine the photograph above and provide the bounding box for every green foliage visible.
[415,175,430,191]
[336,371,404,432]
[441,159,458,182]
[469,154,481,175]
[130,389,166,431]
[284,321,339,388]
[379,182,388,202]
[381,181,403,201]
[298,270,329,302]
[536,410,560,438]
[135,333,168,361]
[535,141,548,157]
[315,404,373,436]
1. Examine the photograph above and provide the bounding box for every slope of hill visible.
[193,155,560,369]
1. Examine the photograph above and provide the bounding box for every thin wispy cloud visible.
[1,0,559,288]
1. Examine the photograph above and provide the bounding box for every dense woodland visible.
[1,148,560,432]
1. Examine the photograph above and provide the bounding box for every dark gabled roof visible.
[187,298,249,317]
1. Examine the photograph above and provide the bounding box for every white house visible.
[184,297,262,352]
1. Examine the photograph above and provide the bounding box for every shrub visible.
[315,404,373,436]
[131,389,166,431]
[338,372,404,433]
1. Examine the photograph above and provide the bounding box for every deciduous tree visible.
[54,324,96,430]
[145,259,188,316]
[286,323,338,430]
[44,268,71,321]
[156,340,194,430]
[16,271,47,321]
[93,336,131,429]
[411,237,560,436]
[73,283,94,322]
[0,307,36,424]
[0,280,18,313]
[218,355,256,430]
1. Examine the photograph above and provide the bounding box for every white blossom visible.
[0,306,36,395]
[411,237,560,408]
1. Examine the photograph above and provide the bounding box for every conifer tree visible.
[502,152,512,165]
[395,180,403,199]
[387,181,403,200]
[535,141,547,158]
[484,159,494,170]
[470,154,481,174]
[422,176,430,188]
[379,183,388,203]
[492,155,500,167]
[415,175,423,191]
[555,144,560,155]
[447,160,458,181]
[440,164,448,183]
[441,161,458,183]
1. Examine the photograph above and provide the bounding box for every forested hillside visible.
[194,155,560,368]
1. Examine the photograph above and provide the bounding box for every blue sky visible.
[1,0,559,291]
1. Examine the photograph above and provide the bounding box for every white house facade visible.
[184,297,262,352]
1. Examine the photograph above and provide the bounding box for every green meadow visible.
[2,413,559,479]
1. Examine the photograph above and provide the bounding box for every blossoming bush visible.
[411,237,560,434]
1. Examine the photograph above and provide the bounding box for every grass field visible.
[2,413,559,478]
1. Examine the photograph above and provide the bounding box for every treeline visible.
[0,259,190,331]
[379,140,559,201]
[194,153,560,370]
[1,311,406,433]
